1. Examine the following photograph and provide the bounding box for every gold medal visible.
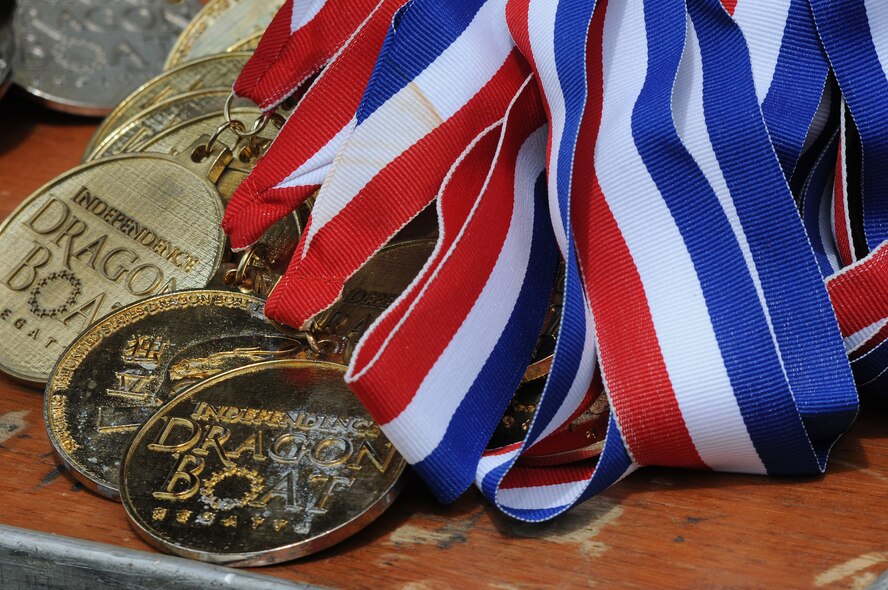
[44,239,432,497]
[120,358,405,566]
[165,0,286,70]
[0,147,232,386]
[227,32,263,53]
[85,52,253,159]
[43,290,292,498]
[85,89,236,161]
[108,107,284,203]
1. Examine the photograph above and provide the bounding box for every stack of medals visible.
[0,0,612,567]
[0,0,418,567]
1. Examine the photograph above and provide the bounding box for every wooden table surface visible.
[2,90,888,590]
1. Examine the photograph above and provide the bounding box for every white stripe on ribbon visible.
[382,125,542,463]
[597,0,765,473]
[732,0,792,104]
[845,318,888,354]
[863,0,888,81]
[291,0,328,33]
[497,479,590,511]
[496,462,639,512]
[526,0,568,254]
[276,119,356,189]
[303,0,513,251]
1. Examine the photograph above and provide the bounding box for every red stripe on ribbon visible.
[224,0,404,249]
[499,463,596,490]
[234,0,385,110]
[573,1,706,469]
[828,241,888,337]
[264,52,532,328]
[349,84,546,424]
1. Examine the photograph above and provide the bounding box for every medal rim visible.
[119,358,406,566]
[85,88,234,161]
[42,289,268,498]
[164,0,285,70]
[84,51,254,159]
[0,153,227,386]
[12,0,203,116]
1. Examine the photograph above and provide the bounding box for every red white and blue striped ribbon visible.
[263,0,532,327]
[233,0,383,111]
[225,0,406,249]
[219,0,888,520]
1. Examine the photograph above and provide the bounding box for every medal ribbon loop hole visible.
[223,92,286,141]
[194,119,247,162]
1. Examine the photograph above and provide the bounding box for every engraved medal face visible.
[85,89,235,161]
[85,52,253,159]
[101,107,284,203]
[121,359,405,566]
[312,239,435,358]
[165,0,286,69]
[0,154,226,385]
[44,291,288,498]
[13,0,203,116]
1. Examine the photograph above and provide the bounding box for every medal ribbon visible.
[232,0,385,111]
[222,0,888,520]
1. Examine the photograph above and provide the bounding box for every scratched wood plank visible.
[2,90,888,590]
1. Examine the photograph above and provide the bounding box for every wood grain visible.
[2,90,888,590]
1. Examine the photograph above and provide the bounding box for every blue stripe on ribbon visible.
[480,459,512,500]
[636,0,818,474]
[800,132,841,278]
[522,0,597,448]
[810,0,888,250]
[413,172,558,503]
[491,0,636,516]
[575,415,634,500]
[498,418,634,522]
[690,0,857,465]
[357,0,487,124]
[760,0,830,179]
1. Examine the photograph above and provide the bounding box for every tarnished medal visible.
[164,0,286,70]
[44,239,432,498]
[121,358,405,566]
[0,146,230,385]
[85,52,253,159]
[13,0,202,115]
[43,290,291,499]
[518,379,609,467]
[85,89,235,161]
